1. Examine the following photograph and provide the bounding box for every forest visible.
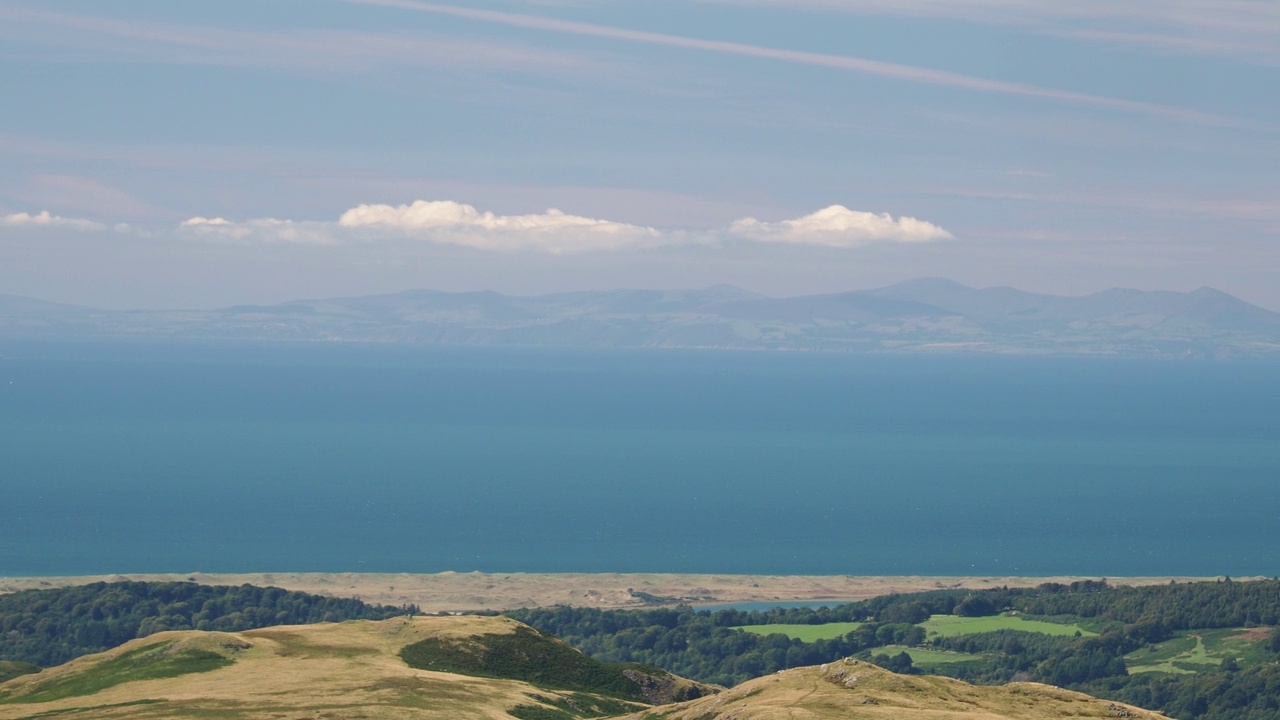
[0,581,416,666]
[508,579,1280,720]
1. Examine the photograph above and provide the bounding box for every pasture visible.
[920,614,1095,638]
[736,622,863,642]
[736,614,1093,643]
[874,645,985,666]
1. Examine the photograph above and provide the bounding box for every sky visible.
[0,0,1277,310]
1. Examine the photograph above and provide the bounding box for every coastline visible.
[0,573,1225,613]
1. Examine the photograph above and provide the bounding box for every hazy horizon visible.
[6,277,1280,315]
[2,2,1278,309]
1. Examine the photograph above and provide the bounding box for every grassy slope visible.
[0,616,662,720]
[0,663,39,685]
[617,659,1173,720]
[0,638,234,704]
[399,625,709,705]
[0,617,1182,720]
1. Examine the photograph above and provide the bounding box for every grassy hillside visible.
[0,663,39,685]
[0,616,1181,720]
[0,635,239,705]
[0,616,708,720]
[400,624,708,704]
[615,658,1171,720]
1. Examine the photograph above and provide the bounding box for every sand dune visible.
[0,572,1218,612]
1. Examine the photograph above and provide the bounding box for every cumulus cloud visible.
[337,200,662,253]
[179,216,336,245]
[173,200,952,253]
[2,210,105,231]
[182,216,242,233]
[729,205,953,246]
[177,201,663,252]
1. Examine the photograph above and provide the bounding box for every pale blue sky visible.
[1,0,1277,308]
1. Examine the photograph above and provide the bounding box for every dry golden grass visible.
[0,618,1173,720]
[0,616,570,720]
[617,659,1171,720]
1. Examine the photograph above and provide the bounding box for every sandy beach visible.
[0,572,1221,613]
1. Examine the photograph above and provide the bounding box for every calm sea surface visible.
[2,340,1278,577]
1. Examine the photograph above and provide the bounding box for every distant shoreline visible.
[0,573,1229,613]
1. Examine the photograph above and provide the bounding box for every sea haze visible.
[2,340,1278,577]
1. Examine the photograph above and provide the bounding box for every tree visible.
[872,651,915,674]
[955,595,998,617]
[880,602,930,624]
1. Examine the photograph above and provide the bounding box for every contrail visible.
[347,0,1233,125]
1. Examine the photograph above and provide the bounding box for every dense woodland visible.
[0,581,415,666]
[509,579,1280,720]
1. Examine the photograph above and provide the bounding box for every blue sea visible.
[2,340,1278,578]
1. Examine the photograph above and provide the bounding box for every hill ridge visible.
[0,617,1176,720]
[618,658,1170,720]
[3,280,1279,356]
[0,617,711,719]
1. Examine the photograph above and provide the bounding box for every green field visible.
[1126,635,1209,675]
[920,614,1095,638]
[736,614,1091,643]
[736,622,863,642]
[1126,629,1271,674]
[0,642,231,705]
[873,645,985,666]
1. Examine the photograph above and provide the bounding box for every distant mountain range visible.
[3,279,1280,357]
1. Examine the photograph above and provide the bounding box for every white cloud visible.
[1,210,104,230]
[729,205,953,246]
[179,216,336,245]
[336,200,662,253]
[173,200,952,252]
[182,216,237,228]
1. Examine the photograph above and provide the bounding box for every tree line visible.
[0,581,416,666]
[508,579,1280,719]
[5,578,1280,719]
